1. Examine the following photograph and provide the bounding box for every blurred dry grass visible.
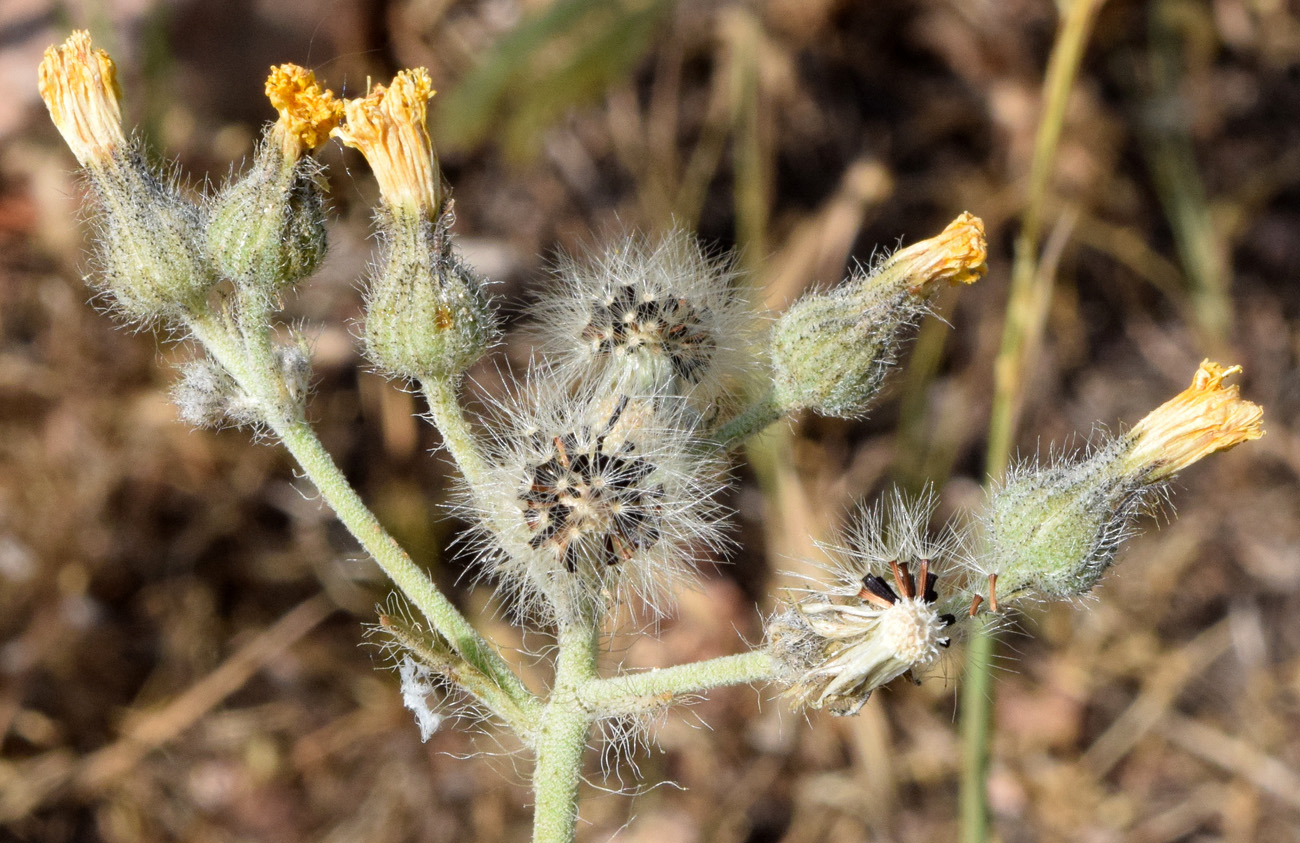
[2,0,1300,840]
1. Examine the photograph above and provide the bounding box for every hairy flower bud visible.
[206,65,341,301]
[333,68,494,380]
[363,212,495,381]
[770,213,986,417]
[40,31,214,322]
[976,360,1264,605]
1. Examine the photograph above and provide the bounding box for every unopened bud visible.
[770,213,986,417]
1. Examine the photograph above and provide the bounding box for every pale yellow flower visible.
[1125,360,1265,482]
[332,69,441,215]
[38,30,126,168]
[889,211,988,294]
[264,64,344,158]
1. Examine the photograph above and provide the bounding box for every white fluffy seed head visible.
[463,372,731,625]
[530,229,760,413]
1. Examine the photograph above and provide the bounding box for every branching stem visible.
[187,313,540,735]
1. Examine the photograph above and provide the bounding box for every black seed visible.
[862,574,899,604]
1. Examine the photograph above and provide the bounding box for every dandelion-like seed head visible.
[264,64,344,159]
[333,68,442,216]
[534,230,757,408]
[39,30,125,168]
[469,379,729,623]
[1124,359,1264,483]
[771,491,960,715]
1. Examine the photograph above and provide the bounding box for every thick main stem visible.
[532,623,598,843]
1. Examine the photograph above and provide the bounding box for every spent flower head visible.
[264,64,344,159]
[38,30,125,169]
[887,211,988,294]
[533,229,759,410]
[769,491,962,715]
[333,69,442,217]
[466,376,729,624]
[1123,360,1264,483]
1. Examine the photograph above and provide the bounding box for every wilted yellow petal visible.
[332,69,441,215]
[38,30,126,167]
[265,64,343,158]
[1126,360,1265,482]
[889,212,988,295]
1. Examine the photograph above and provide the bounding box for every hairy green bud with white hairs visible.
[974,361,1264,607]
[333,69,496,381]
[770,213,986,417]
[39,33,215,322]
[207,65,342,307]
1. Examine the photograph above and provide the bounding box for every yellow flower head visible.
[332,69,441,215]
[1126,360,1265,482]
[889,212,988,295]
[264,64,344,158]
[38,30,126,168]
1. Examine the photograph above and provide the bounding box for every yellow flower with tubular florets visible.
[38,30,126,168]
[890,211,988,294]
[332,69,442,216]
[265,64,344,158]
[1124,359,1265,482]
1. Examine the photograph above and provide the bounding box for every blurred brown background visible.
[2,0,1299,840]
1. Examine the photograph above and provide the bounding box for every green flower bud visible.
[364,210,495,381]
[206,65,342,302]
[332,69,495,381]
[40,31,214,323]
[206,146,327,300]
[770,213,986,418]
[89,150,216,321]
[977,360,1264,605]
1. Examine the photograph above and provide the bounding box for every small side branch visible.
[582,649,777,713]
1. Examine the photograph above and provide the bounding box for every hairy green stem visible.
[188,314,540,733]
[532,622,599,843]
[582,649,775,712]
[712,389,781,449]
[421,375,493,489]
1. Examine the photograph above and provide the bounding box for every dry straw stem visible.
[966,1,1107,841]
